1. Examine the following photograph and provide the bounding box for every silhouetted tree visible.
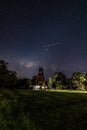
[17,78,31,89]
[0,60,18,88]
[31,76,37,85]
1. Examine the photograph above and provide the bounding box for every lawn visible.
[0,89,87,130]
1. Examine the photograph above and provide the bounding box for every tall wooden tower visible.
[36,67,46,86]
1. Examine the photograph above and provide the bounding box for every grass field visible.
[0,89,87,130]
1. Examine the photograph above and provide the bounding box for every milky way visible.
[0,0,87,79]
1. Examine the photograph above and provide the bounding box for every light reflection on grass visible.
[49,89,87,93]
[0,89,87,130]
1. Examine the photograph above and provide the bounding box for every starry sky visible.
[0,0,87,79]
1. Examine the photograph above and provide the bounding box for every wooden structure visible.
[36,67,46,86]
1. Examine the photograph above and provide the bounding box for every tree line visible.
[0,59,87,90]
[48,72,87,90]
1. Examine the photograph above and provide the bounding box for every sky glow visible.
[0,0,87,79]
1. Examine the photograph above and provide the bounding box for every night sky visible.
[0,0,87,79]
